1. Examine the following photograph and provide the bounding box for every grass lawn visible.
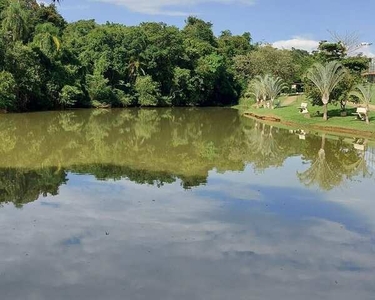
[236,95,375,138]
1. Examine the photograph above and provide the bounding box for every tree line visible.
[0,0,371,112]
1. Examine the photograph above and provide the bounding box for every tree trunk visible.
[321,134,326,150]
[323,104,328,121]
[340,99,346,111]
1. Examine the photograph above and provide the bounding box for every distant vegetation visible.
[0,0,371,112]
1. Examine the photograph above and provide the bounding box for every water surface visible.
[1,108,375,300]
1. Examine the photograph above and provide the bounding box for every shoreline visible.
[242,111,375,139]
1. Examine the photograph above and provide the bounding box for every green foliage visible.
[183,16,217,47]
[307,41,369,112]
[0,2,372,112]
[234,46,302,87]
[349,84,374,105]
[349,84,374,124]
[314,41,346,62]
[342,56,370,73]
[86,74,113,104]
[218,30,252,58]
[305,61,347,120]
[59,85,83,107]
[32,22,61,55]
[4,42,43,110]
[245,74,286,108]
[36,3,66,30]
[0,71,16,110]
[113,88,134,107]
[134,75,161,106]
[1,0,31,42]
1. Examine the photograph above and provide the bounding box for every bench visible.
[298,103,309,114]
[352,107,367,121]
[298,129,307,140]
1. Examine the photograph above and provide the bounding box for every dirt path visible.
[281,95,299,106]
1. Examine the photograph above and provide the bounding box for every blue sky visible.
[55,0,374,55]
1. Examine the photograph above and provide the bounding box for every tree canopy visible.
[0,1,371,112]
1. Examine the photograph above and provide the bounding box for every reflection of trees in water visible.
[247,123,283,168]
[0,122,16,153]
[0,108,243,206]
[0,167,68,208]
[298,135,342,191]
[345,141,375,179]
[297,135,373,191]
[0,164,208,207]
[0,108,374,205]
[240,120,300,171]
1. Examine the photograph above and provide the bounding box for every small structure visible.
[354,143,366,151]
[298,103,309,114]
[352,107,368,121]
[291,82,304,94]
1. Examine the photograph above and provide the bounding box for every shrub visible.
[134,76,161,106]
[59,85,83,107]
[0,71,16,111]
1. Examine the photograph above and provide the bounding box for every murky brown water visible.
[1,108,375,300]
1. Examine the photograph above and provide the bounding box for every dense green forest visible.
[0,0,371,112]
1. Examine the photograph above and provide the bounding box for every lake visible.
[1,108,375,300]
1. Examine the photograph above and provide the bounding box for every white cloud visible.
[273,36,319,52]
[91,0,256,16]
[353,45,375,58]
[273,36,375,58]
[1,173,375,299]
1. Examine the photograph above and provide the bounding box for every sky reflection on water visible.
[0,108,375,300]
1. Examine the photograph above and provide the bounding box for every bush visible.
[59,85,83,107]
[86,74,113,103]
[113,89,134,107]
[0,71,16,111]
[134,76,161,106]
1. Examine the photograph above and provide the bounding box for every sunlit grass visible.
[238,95,375,135]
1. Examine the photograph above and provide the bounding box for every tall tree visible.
[305,61,347,120]
[1,0,31,42]
[264,75,287,108]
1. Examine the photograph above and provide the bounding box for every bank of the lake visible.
[235,96,375,139]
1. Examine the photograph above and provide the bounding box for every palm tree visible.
[1,0,30,42]
[264,75,286,109]
[33,23,61,54]
[253,75,268,107]
[349,84,374,124]
[248,79,264,108]
[128,57,146,82]
[305,61,346,120]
